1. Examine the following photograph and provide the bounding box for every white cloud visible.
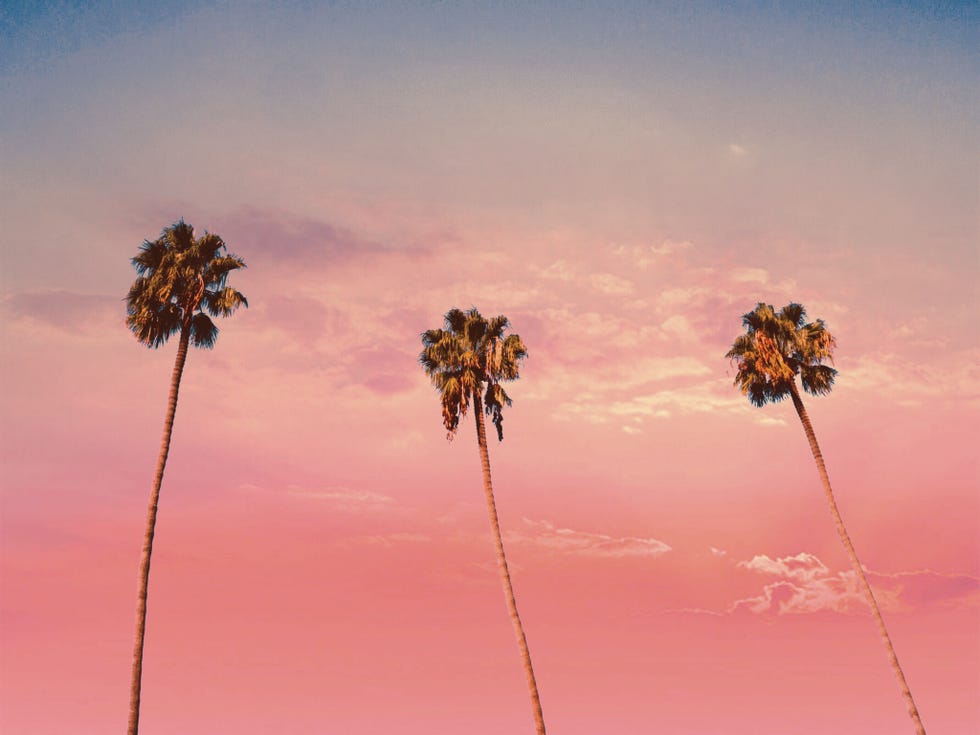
[553,378,785,427]
[730,267,769,284]
[590,273,635,295]
[511,518,671,558]
[537,259,576,281]
[651,239,694,256]
[659,314,694,340]
[732,552,866,615]
[613,239,693,268]
[656,287,708,308]
[728,143,748,157]
[730,552,979,616]
[841,351,980,406]
[740,552,829,582]
[241,483,397,512]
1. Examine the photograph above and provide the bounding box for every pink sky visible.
[1,3,977,734]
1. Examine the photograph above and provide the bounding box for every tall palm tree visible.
[726,302,926,734]
[124,220,247,735]
[420,307,546,735]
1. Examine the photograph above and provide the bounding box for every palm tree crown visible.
[420,307,528,441]
[725,302,836,406]
[126,219,248,349]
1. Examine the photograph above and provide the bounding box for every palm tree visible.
[124,220,247,735]
[726,302,926,734]
[420,307,546,734]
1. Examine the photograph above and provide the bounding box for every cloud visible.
[555,378,782,426]
[869,568,980,609]
[650,239,694,256]
[732,553,870,615]
[217,207,423,271]
[729,267,769,285]
[590,273,635,295]
[728,143,748,157]
[350,532,431,547]
[241,483,397,512]
[2,290,121,333]
[614,239,693,269]
[656,287,708,308]
[537,259,576,281]
[659,314,694,340]
[731,552,979,615]
[509,518,671,558]
[841,351,980,406]
[740,552,830,582]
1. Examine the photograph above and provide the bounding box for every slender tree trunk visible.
[128,326,192,735]
[472,392,547,735]
[788,380,926,734]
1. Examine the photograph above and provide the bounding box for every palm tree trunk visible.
[472,391,547,735]
[788,380,926,734]
[128,326,192,735]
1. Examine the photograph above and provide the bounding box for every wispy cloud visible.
[730,552,979,615]
[348,532,431,547]
[536,259,576,281]
[218,207,388,270]
[509,518,671,558]
[240,483,397,513]
[591,273,635,295]
[554,378,784,426]
[729,267,769,285]
[614,239,693,269]
[2,290,121,333]
[840,351,980,407]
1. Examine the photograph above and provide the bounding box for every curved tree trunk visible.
[472,392,547,735]
[128,326,192,735]
[788,381,926,734]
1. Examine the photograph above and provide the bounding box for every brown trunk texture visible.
[127,327,191,735]
[473,392,547,735]
[789,380,926,735]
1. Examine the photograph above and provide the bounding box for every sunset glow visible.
[1,2,977,734]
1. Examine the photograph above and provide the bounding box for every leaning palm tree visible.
[125,220,247,735]
[726,302,926,734]
[420,307,546,734]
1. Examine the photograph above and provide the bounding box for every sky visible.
[0,1,977,733]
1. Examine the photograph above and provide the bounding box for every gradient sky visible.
[1,2,977,733]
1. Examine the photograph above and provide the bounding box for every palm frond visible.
[166,220,195,252]
[444,308,468,334]
[727,301,838,407]
[131,239,169,275]
[202,287,248,317]
[190,313,218,348]
[780,302,807,329]
[203,255,246,288]
[800,363,837,396]
[192,232,226,265]
[125,220,246,350]
[421,307,527,442]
